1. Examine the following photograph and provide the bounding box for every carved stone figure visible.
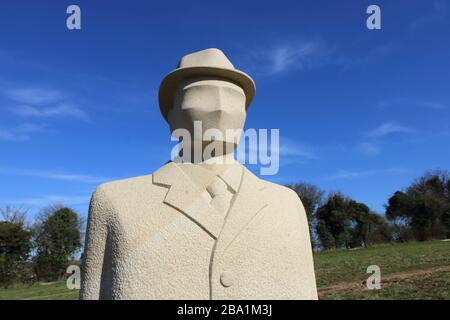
[80,48,318,300]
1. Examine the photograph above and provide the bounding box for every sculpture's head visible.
[158,48,255,153]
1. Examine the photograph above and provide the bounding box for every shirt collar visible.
[176,160,243,193]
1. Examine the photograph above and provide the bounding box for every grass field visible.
[0,281,79,300]
[0,240,449,300]
[315,240,450,299]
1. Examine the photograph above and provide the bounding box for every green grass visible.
[0,281,79,300]
[314,240,450,287]
[321,271,450,300]
[0,240,448,300]
[314,240,450,299]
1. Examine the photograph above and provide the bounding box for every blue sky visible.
[0,0,449,220]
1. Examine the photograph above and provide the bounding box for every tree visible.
[316,193,391,250]
[366,214,393,245]
[386,170,450,241]
[286,182,324,249]
[348,202,391,247]
[315,193,352,249]
[33,206,83,281]
[0,206,28,225]
[0,207,32,287]
[315,220,335,250]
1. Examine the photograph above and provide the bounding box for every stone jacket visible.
[80,161,318,300]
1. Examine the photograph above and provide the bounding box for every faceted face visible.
[168,77,247,145]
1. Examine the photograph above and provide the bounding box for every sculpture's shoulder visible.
[90,163,174,217]
[257,178,303,208]
[95,160,180,198]
[95,173,156,200]
[89,174,156,217]
[248,175,307,223]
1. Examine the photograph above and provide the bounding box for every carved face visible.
[168,77,246,145]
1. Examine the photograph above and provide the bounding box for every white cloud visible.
[357,142,381,156]
[245,136,317,160]
[0,167,111,184]
[4,86,88,121]
[241,39,327,76]
[13,103,88,120]
[266,42,316,74]
[0,123,44,141]
[377,98,447,110]
[410,0,447,30]
[366,122,413,138]
[278,138,317,159]
[4,195,90,207]
[327,168,406,180]
[6,88,62,105]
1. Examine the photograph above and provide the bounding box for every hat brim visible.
[158,66,256,121]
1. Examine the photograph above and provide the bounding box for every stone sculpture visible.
[80,48,318,300]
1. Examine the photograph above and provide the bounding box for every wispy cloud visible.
[265,42,317,74]
[6,88,62,105]
[0,167,111,184]
[238,136,316,170]
[0,123,44,141]
[12,103,88,120]
[245,136,317,159]
[366,122,413,138]
[278,138,317,159]
[356,142,381,156]
[377,98,447,110]
[410,0,447,30]
[3,195,90,207]
[4,87,89,121]
[327,168,406,181]
[241,39,327,76]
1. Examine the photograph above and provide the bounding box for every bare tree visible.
[0,206,28,225]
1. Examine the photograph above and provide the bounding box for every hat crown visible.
[158,48,255,121]
[177,48,235,70]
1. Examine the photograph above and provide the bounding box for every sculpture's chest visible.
[102,189,316,300]
[108,205,216,299]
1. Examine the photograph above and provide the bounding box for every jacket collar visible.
[152,160,242,195]
[152,160,246,238]
[152,160,268,247]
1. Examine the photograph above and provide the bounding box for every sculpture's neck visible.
[182,141,236,175]
[197,152,235,175]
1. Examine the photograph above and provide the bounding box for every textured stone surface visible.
[80,48,318,300]
[80,161,317,299]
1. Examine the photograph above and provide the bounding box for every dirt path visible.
[318,266,450,295]
[22,291,76,300]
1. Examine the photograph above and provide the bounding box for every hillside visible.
[0,240,449,300]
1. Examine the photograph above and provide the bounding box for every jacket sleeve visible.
[79,186,113,300]
[292,190,319,299]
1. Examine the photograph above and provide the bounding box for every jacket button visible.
[220,272,234,287]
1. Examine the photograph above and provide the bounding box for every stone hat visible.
[158,48,256,121]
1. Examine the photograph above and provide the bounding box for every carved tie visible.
[206,178,232,216]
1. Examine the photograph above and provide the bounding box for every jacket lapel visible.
[152,161,268,246]
[152,162,222,238]
[213,166,268,260]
